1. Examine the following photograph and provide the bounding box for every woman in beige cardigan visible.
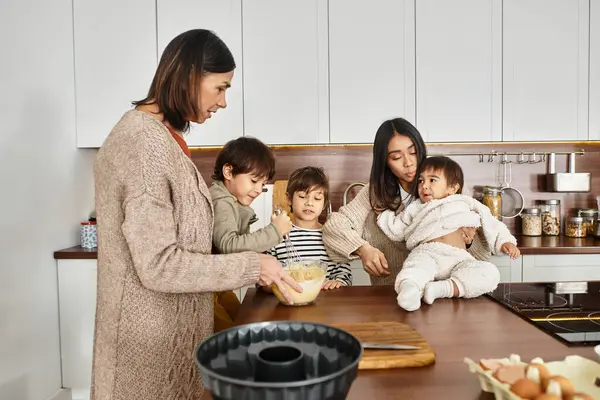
[322,118,476,286]
[92,29,300,400]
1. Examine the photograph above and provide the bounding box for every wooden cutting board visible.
[332,321,435,370]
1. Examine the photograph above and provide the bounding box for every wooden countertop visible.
[53,235,600,259]
[517,234,600,255]
[53,245,98,259]
[202,286,598,400]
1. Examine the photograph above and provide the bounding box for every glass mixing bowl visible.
[272,260,328,306]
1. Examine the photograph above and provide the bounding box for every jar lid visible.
[567,216,583,223]
[577,208,598,216]
[81,221,97,225]
[484,186,502,194]
[521,207,541,215]
[538,199,561,205]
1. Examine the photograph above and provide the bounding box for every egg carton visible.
[464,354,600,400]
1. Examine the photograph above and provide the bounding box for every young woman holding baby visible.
[322,118,478,286]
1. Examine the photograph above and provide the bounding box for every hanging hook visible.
[517,152,526,164]
[529,152,539,164]
[479,154,484,163]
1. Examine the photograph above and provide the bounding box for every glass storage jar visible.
[576,208,598,236]
[565,216,586,238]
[520,208,541,236]
[483,186,502,220]
[538,199,561,236]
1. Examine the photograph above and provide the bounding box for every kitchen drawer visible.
[349,259,372,286]
[522,254,600,283]
[489,255,523,283]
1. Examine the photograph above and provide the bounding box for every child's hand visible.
[501,242,520,259]
[271,211,292,236]
[322,280,344,290]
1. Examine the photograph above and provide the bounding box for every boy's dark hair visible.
[286,167,329,204]
[420,156,464,194]
[211,137,275,181]
[133,29,235,133]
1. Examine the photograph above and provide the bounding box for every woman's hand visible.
[257,254,302,304]
[356,244,390,276]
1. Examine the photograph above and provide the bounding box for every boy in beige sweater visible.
[209,137,292,330]
[210,136,292,253]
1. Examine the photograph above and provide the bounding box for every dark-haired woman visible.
[323,118,475,285]
[92,29,300,400]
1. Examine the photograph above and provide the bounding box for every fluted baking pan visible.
[195,321,363,400]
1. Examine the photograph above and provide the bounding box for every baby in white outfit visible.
[377,156,520,311]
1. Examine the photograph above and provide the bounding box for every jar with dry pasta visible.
[520,208,541,236]
[538,199,561,236]
[565,216,585,238]
[483,186,502,220]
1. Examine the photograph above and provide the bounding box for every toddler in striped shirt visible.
[267,167,352,289]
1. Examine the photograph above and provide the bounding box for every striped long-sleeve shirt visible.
[267,225,352,286]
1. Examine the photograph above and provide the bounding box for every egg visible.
[533,395,561,400]
[546,375,575,399]
[565,393,595,400]
[493,364,526,385]
[510,354,522,363]
[511,378,543,399]
[525,363,551,389]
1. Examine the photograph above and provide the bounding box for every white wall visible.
[0,1,95,399]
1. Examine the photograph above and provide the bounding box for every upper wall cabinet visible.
[502,0,589,141]
[415,0,501,143]
[157,0,243,147]
[74,0,157,148]
[242,0,329,145]
[589,0,600,140]
[329,0,416,144]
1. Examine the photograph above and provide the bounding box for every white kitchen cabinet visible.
[242,0,329,145]
[57,259,97,400]
[490,255,523,283]
[415,0,501,142]
[589,0,600,140]
[348,260,372,286]
[328,0,415,144]
[74,0,157,148]
[157,0,243,147]
[522,254,600,283]
[348,255,521,287]
[237,184,275,300]
[502,0,589,141]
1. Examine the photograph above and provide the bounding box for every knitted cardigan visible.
[91,109,261,400]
